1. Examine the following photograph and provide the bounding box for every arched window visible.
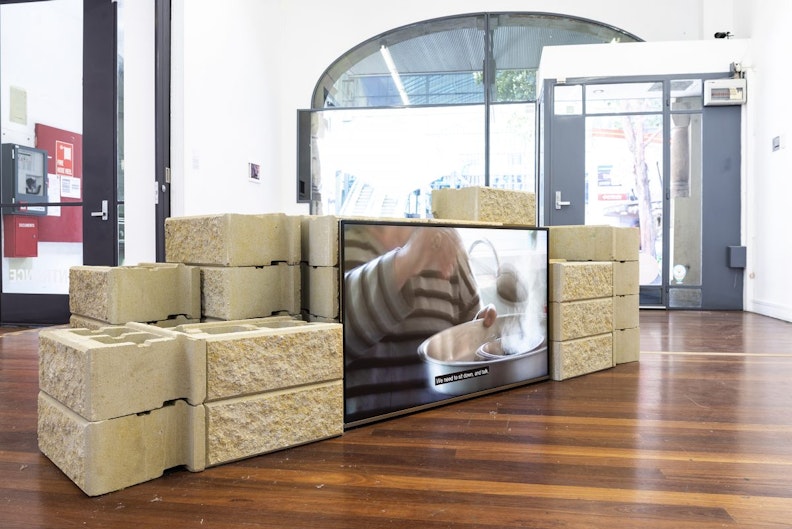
[299,13,640,217]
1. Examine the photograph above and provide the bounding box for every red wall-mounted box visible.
[3,215,39,258]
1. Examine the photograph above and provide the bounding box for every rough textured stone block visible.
[39,325,206,421]
[301,311,339,323]
[613,327,640,364]
[549,225,639,262]
[549,261,613,302]
[204,381,343,466]
[302,265,339,320]
[431,186,536,225]
[69,263,200,325]
[69,314,199,331]
[37,393,205,496]
[167,317,343,402]
[165,213,301,266]
[613,294,640,330]
[613,260,640,296]
[303,215,339,267]
[200,263,300,320]
[549,298,613,341]
[550,333,613,381]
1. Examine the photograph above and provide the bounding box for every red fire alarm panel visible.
[3,215,39,258]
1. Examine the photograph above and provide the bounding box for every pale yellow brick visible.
[37,393,205,496]
[204,381,343,466]
[549,225,639,262]
[200,263,300,320]
[613,294,640,330]
[70,314,200,330]
[301,311,339,323]
[432,186,536,225]
[165,213,301,266]
[303,215,339,267]
[549,261,613,302]
[69,263,200,324]
[300,262,339,319]
[550,333,613,381]
[613,260,640,296]
[168,317,343,402]
[549,298,613,341]
[38,325,206,421]
[613,327,640,364]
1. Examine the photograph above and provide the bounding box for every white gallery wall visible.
[743,0,792,321]
[170,0,789,321]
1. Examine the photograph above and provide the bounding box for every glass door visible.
[583,82,666,304]
[542,75,743,310]
[0,0,119,325]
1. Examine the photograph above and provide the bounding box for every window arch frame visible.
[298,12,642,212]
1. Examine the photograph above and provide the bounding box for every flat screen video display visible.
[341,220,549,427]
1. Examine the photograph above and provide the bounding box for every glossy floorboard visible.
[2,311,792,528]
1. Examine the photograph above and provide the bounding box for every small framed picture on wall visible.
[249,162,261,183]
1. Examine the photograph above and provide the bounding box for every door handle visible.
[90,199,108,221]
[555,191,571,210]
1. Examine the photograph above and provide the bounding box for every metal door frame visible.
[0,0,116,325]
[540,73,743,310]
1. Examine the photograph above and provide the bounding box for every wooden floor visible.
[2,311,792,528]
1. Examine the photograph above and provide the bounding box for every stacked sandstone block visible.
[38,316,342,496]
[431,186,537,225]
[300,215,341,322]
[68,262,201,329]
[165,213,302,321]
[548,225,640,380]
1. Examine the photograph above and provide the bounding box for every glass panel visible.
[490,13,639,103]
[585,113,663,286]
[670,79,703,111]
[313,13,640,109]
[489,103,536,193]
[311,105,484,218]
[554,85,582,115]
[315,16,486,108]
[668,287,702,308]
[669,113,703,293]
[1,0,83,298]
[585,83,663,114]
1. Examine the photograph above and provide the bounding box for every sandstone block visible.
[431,186,536,225]
[302,215,339,267]
[613,327,640,364]
[69,263,200,325]
[37,392,205,496]
[204,380,343,466]
[549,261,613,302]
[549,225,639,262]
[168,317,343,402]
[165,213,301,266]
[613,260,640,296]
[550,333,613,381]
[39,325,206,421]
[69,314,199,331]
[301,311,339,323]
[613,294,640,330]
[302,265,340,320]
[200,263,300,320]
[549,297,613,341]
